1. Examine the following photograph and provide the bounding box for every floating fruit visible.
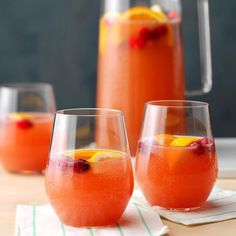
[56,158,90,173]
[100,6,173,52]
[10,112,33,121]
[151,4,165,15]
[121,6,174,48]
[129,36,145,49]
[199,137,213,145]
[10,113,34,129]
[170,136,200,147]
[155,134,177,146]
[121,6,167,22]
[73,159,90,173]
[139,27,151,41]
[149,25,168,40]
[192,137,215,154]
[129,24,169,49]
[65,149,96,159]
[16,119,34,129]
[189,141,205,155]
[88,150,122,163]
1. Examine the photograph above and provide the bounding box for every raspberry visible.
[200,138,216,153]
[139,27,151,41]
[150,25,168,39]
[129,36,145,49]
[17,119,33,129]
[200,137,212,145]
[73,159,90,173]
[156,25,168,36]
[129,25,168,49]
[190,141,205,155]
[54,157,90,173]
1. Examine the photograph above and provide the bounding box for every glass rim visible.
[56,108,124,117]
[146,100,209,108]
[0,82,53,90]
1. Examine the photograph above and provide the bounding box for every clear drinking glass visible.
[0,82,56,173]
[135,100,218,211]
[45,108,133,227]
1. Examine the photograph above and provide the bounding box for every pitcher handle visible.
[186,0,212,96]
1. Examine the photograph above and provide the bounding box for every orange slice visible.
[99,6,173,53]
[10,113,33,121]
[155,134,177,146]
[120,7,174,46]
[65,149,96,159]
[120,6,167,22]
[170,137,200,147]
[88,150,124,174]
[88,150,122,163]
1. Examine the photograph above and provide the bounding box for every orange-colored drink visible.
[45,149,134,227]
[136,135,218,209]
[0,113,53,172]
[97,7,185,154]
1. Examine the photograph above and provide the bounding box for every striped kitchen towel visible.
[133,187,236,225]
[15,199,169,236]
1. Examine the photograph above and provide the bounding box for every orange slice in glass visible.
[155,134,177,146]
[65,149,96,159]
[120,6,167,22]
[88,150,122,163]
[170,137,200,147]
[10,112,33,121]
[121,6,173,46]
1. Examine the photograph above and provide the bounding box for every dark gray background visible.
[0,0,235,136]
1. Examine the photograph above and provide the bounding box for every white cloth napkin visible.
[15,187,236,235]
[133,187,236,225]
[15,198,169,236]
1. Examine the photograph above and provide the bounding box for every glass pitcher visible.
[96,0,212,154]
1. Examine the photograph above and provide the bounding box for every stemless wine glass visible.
[0,82,56,173]
[45,108,134,227]
[136,100,218,211]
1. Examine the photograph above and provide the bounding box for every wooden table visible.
[1,166,236,236]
